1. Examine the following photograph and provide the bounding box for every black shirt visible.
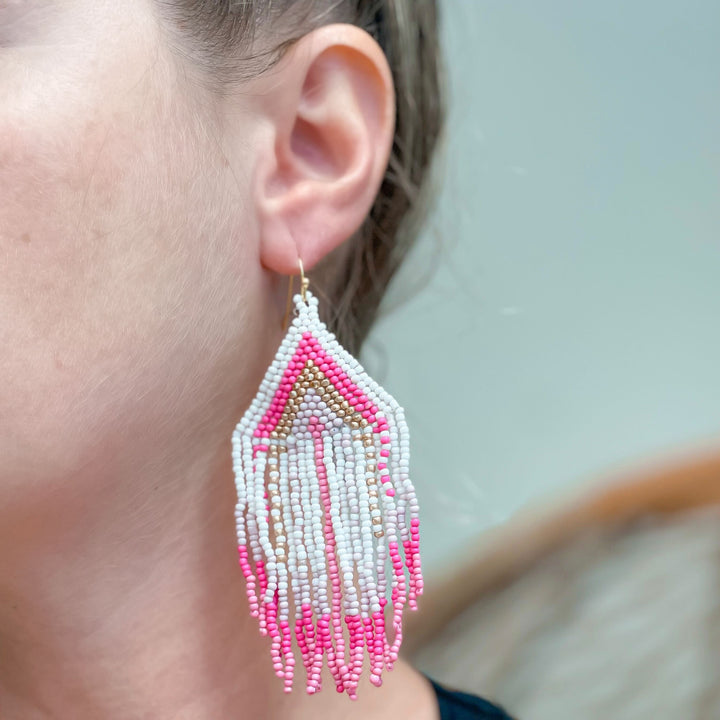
[425,675,515,720]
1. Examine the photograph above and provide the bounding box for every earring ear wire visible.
[282,257,310,332]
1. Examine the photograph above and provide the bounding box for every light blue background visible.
[362,1,720,576]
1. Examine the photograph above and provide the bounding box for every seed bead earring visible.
[231,257,423,700]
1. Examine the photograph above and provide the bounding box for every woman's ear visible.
[248,23,395,275]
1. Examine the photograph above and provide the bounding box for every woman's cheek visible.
[0,108,164,479]
[0,113,102,325]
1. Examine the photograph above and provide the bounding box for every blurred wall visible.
[361,0,720,576]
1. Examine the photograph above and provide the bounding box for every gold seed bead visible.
[374,530,384,538]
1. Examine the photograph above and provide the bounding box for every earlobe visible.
[252,23,395,277]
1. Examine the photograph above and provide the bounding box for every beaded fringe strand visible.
[232,289,423,700]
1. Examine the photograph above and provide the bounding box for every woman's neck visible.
[0,438,437,720]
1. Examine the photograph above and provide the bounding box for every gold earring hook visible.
[281,257,310,332]
[298,258,309,302]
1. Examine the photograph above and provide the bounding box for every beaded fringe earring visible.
[232,258,423,700]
